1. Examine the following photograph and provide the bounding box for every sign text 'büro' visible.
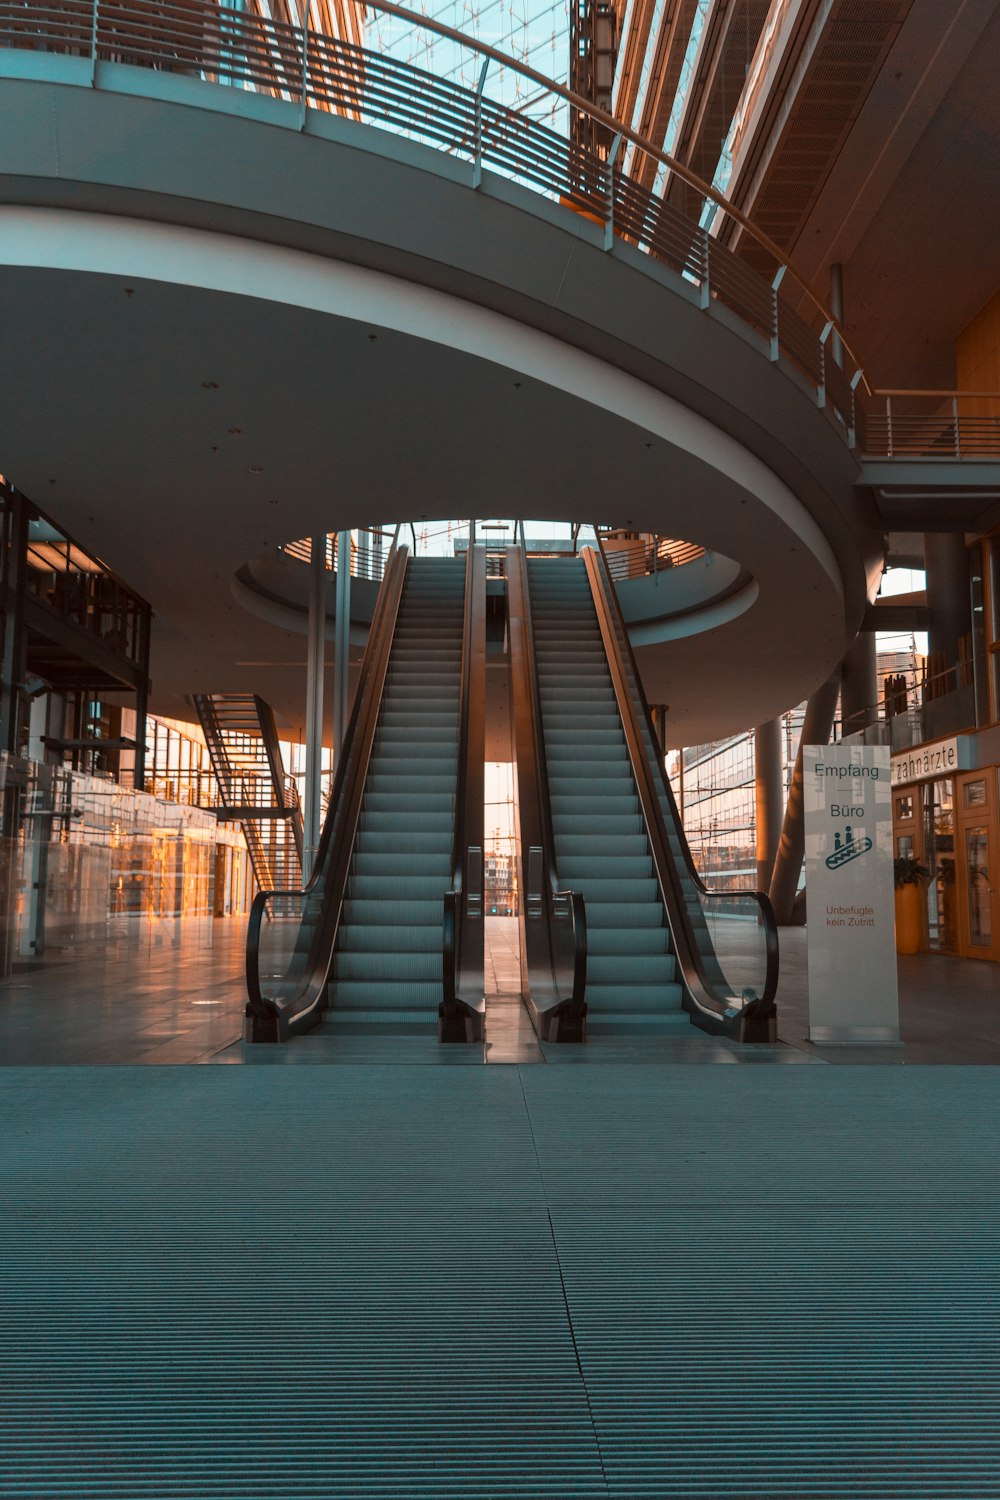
[803,744,899,1044]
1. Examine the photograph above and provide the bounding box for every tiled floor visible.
[0,915,997,1065]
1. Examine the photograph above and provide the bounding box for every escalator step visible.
[541,877,660,904]
[585,900,669,929]
[353,830,452,855]
[584,982,685,1012]
[586,926,671,955]
[363,784,455,803]
[554,812,643,834]
[330,979,443,1008]
[341,899,442,926]
[333,950,442,982]
[348,875,451,900]
[558,856,654,881]
[352,852,451,877]
[558,833,649,856]
[337,923,441,952]
[587,954,677,984]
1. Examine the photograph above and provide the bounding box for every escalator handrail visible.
[443,540,486,1017]
[591,530,778,927]
[582,543,778,1020]
[245,529,409,1032]
[507,543,586,1015]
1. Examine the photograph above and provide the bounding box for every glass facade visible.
[675,708,805,888]
[0,752,249,977]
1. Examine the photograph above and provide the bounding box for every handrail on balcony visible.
[598,528,706,581]
[860,391,1000,460]
[8,9,1000,459]
[0,0,870,439]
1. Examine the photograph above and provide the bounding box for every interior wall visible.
[957,289,1000,416]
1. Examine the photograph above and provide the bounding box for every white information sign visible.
[803,743,899,1044]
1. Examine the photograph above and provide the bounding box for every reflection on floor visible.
[0,916,998,1065]
[483,917,543,1064]
[0,917,246,1066]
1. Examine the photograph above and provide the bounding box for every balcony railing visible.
[7,9,1000,463]
[837,658,977,752]
[0,0,869,442]
[281,528,396,583]
[860,391,1000,460]
[599,529,705,582]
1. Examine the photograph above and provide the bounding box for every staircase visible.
[527,557,690,1033]
[192,693,303,894]
[322,557,466,1027]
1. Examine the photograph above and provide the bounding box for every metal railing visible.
[280,528,395,582]
[860,391,1000,460]
[10,10,999,461]
[0,0,869,442]
[837,657,978,752]
[598,528,705,581]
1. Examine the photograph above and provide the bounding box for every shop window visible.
[964,826,992,949]
[922,778,956,953]
[895,793,914,820]
[963,778,987,809]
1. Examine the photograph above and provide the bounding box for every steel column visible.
[753,718,783,892]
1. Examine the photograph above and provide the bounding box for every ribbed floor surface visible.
[3,1066,999,1498]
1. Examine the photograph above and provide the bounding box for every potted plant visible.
[894,855,929,955]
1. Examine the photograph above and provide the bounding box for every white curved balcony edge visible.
[0,55,881,742]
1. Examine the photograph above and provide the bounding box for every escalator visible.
[509,542,777,1043]
[245,535,485,1044]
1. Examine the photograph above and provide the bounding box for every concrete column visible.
[753,718,783,892]
[840,631,878,737]
[768,669,841,925]
[924,532,969,691]
[303,534,326,881]
[333,531,351,768]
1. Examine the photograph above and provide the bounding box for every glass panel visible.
[895,793,913,820]
[0,750,246,977]
[963,779,987,809]
[896,835,913,859]
[964,826,992,948]
[922,779,956,952]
